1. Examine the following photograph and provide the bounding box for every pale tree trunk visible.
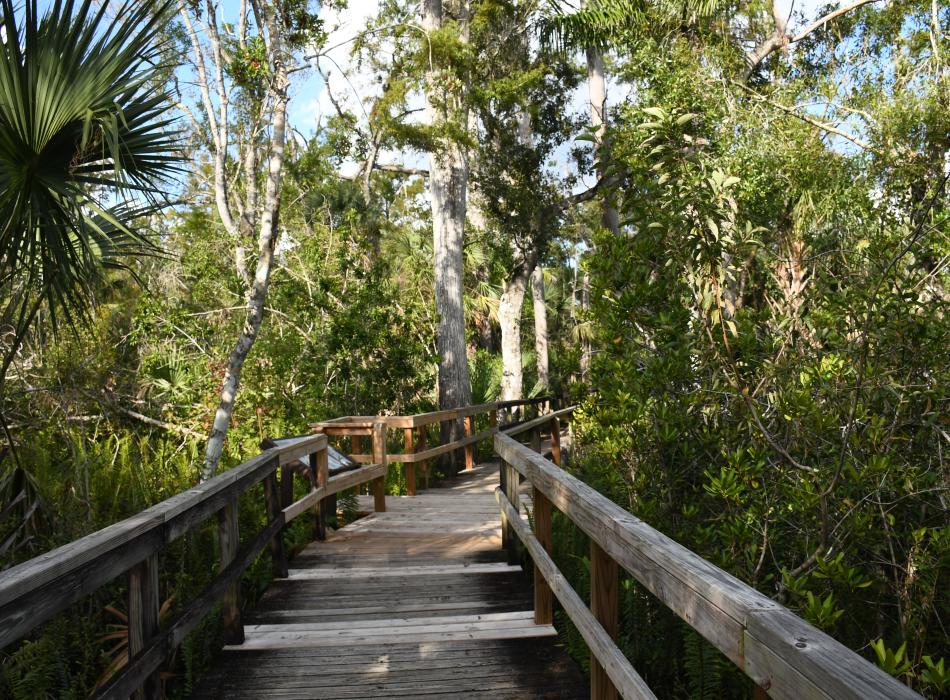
[423,0,472,466]
[531,265,549,391]
[581,44,616,380]
[579,270,591,381]
[197,2,290,480]
[586,46,619,235]
[499,271,528,401]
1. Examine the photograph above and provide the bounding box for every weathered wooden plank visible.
[287,564,522,579]
[263,473,288,579]
[314,448,329,540]
[494,434,921,700]
[591,540,619,700]
[127,554,160,700]
[388,428,496,463]
[0,512,164,649]
[533,489,553,625]
[502,406,575,438]
[319,462,387,497]
[272,433,328,466]
[99,515,284,699]
[549,417,562,466]
[495,489,657,700]
[746,607,920,700]
[403,428,416,495]
[230,624,558,650]
[464,415,475,470]
[372,422,387,513]
[218,500,243,645]
[246,610,536,633]
[161,451,279,542]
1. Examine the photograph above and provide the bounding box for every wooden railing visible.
[312,396,554,495]
[2,394,918,700]
[495,409,923,700]
[0,397,548,700]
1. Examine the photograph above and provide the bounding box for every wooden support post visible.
[313,446,329,540]
[549,416,562,466]
[403,428,416,496]
[417,425,429,490]
[533,490,553,625]
[502,460,520,565]
[489,410,498,430]
[128,554,160,700]
[217,501,243,645]
[463,415,475,470]
[280,463,293,536]
[263,472,288,578]
[372,421,387,513]
[531,425,542,454]
[591,540,619,700]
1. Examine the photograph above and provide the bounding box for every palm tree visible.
[0,0,180,378]
[0,0,180,554]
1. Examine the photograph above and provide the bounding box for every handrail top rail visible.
[501,405,576,438]
[0,435,326,617]
[310,396,553,431]
[494,432,921,700]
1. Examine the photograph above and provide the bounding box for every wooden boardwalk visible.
[193,463,586,699]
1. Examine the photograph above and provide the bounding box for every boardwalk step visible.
[286,563,522,579]
[228,611,557,649]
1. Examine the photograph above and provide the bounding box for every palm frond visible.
[0,0,182,335]
[538,0,725,51]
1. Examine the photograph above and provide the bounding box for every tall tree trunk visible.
[531,265,549,391]
[579,270,591,381]
[586,46,619,235]
[499,271,528,401]
[201,18,289,480]
[583,39,618,382]
[423,0,472,467]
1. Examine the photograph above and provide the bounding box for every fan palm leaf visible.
[0,0,181,335]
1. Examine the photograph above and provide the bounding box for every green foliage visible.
[0,0,180,338]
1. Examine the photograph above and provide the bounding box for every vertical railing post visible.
[280,462,293,536]
[533,489,553,625]
[501,460,520,565]
[463,414,475,470]
[591,541,619,700]
[417,425,429,490]
[313,444,329,540]
[350,435,362,493]
[531,425,542,454]
[263,468,288,578]
[489,409,498,431]
[217,500,243,644]
[372,421,387,513]
[549,416,562,467]
[128,553,160,700]
[403,427,416,495]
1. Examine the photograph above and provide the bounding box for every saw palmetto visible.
[0,0,180,335]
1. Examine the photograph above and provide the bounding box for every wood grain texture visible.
[591,540,619,700]
[494,433,921,700]
[128,554,160,700]
[495,489,657,700]
[533,489,553,625]
[193,462,586,699]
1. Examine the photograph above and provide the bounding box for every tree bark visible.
[201,4,289,480]
[586,46,619,235]
[531,265,549,391]
[499,270,528,401]
[423,0,472,461]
